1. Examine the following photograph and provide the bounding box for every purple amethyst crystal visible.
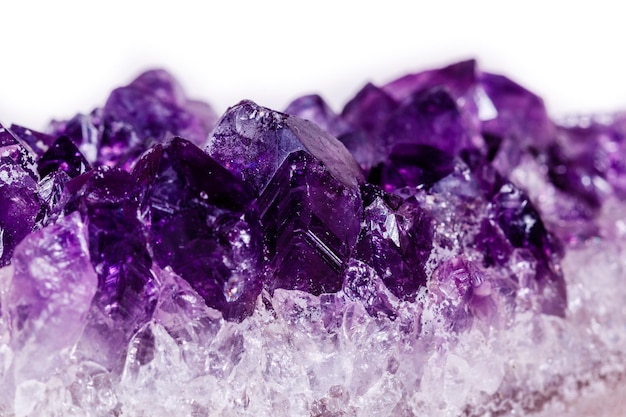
[258,150,362,294]
[480,71,555,150]
[285,95,352,139]
[73,167,156,321]
[209,100,364,193]
[100,70,216,166]
[340,64,478,189]
[284,95,375,173]
[378,88,468,190]
[428,256,497,332]
[9,124,56,157]
[58,166,159,369]
[488,180,566,315]
[341,83,397,172]
[48,110,101,164]
[353,184,432,302]
[547,114,626,209]
[3,61,623,416]
[2,63,572,326]
[338,60,558,186]
[50,69,217,170]
[134,137,261,320]
[209,101,364,294]
[383,60,478,104]
[0,124,41,266]
[380,59,555,154]
[4,212,97,379]
[343,83,398,139]
[37,135,90,179]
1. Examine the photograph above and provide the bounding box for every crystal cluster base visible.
[1,62,625,416]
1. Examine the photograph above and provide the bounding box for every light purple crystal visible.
[2,212,97,380]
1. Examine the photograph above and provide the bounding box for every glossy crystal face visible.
[0,62,625,416]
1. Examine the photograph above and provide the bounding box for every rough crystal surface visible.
[0,63,625,416]
[2,212,97,382]
[353,184,432,302]
[258,150,362,294]
[135,137,261,321]
[37,135,90,179]
[209,101,364,295]
[50,69,217,170]
[0,124,42,267]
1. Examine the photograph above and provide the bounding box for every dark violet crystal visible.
[134,137,261,321]
[379,88,468,190]
[0,124,42,266]
[9,124,56,157]
[258,150,362,294]
[343,83,398,139]
[78,168,156,320]
[353,184,432,302]
[209,101,364,295]
[341,83,397,172]
[480,72,555,151]
[51,70,217,170]
[37,135,90,179]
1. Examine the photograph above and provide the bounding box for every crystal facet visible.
[135,137,261,321]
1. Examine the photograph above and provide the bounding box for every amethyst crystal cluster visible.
[1,62,626,416]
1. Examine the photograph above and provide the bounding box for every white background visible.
[1,1,625,129]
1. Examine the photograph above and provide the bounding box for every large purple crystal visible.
[0,125,41,267]
[134,137,261,320]
[208,101,364,294]
[353,185,432,302]
[377,87,468,190]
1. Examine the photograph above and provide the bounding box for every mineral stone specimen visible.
[0,61,625,416]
